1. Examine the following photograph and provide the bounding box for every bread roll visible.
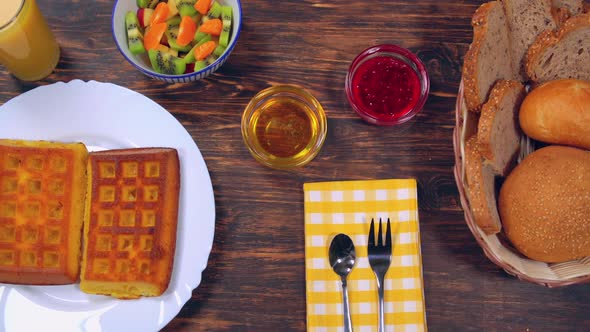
[499,145,590,263]
[519,79,590,150]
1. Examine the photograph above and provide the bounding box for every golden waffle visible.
[0,139,88,285]
[80,148,180,299]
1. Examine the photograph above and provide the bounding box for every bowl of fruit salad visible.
[112,0,242,83]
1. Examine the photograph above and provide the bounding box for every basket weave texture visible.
[453,81,590,287]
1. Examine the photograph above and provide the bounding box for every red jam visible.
[352,56,421,120]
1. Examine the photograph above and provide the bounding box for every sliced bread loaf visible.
[551,0,585,25]
[464,136,502,235]
[526,13,590,83]
[463,1,519,112]
[503,0,557,79]
[477,80,525,176]
[552,0,584,13]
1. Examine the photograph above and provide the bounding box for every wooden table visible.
[1,0,589,330]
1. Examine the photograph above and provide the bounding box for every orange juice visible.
[0,0,60,81]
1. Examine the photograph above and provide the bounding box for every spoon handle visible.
[341,277,353,332]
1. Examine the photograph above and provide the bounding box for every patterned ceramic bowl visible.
[112,0,242,83]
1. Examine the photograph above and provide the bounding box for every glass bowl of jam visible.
[345,44,430,126]
[241,85,327,169]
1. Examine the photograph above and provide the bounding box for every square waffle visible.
[80,148,180,299]
[0,139,88,284]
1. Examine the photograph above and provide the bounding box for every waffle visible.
[80,148,180,299]
[0,139,88,285]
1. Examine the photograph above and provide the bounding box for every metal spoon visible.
[329,234,356,332]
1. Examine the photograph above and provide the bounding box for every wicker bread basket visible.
[453,81,590,287]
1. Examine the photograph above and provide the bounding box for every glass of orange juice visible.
[0,0,60,81]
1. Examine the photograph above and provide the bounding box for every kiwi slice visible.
[194,61,207,71]
[177,0,198,17]
[148,49,186,75]
[168,38,192,52]
[125,11,146,55]
[166,16,182,29]
[136,0,149,8]
[137,0,159,9]
[204,54,218,66]
[213,44,226,57]
[183,50,196,64]
[167,47,179,57]
[196,34,212,46]
[202,1,222,23]
[165,27,192,52]
[157,44,179,57]
[219,6,232,47]
[193,27,208,42]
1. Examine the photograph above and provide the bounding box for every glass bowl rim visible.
[345,44,430,126]
[241,84,328,169]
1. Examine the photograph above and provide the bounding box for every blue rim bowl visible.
[112,0,242,83]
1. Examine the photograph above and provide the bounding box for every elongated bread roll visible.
[519,79,590,149]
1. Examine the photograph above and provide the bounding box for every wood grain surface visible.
[1,0,589,331]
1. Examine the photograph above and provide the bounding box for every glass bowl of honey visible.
[241,85,327,169]
[345,44,429,126]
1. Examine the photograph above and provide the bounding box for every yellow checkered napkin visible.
[303,179,426,332]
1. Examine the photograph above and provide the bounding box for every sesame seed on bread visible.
[526,13,590,84]
[499,145,590,263]
[464,136,502,235]
[462,1,519,112]
[551,0,585,25]
[503,0,557,80]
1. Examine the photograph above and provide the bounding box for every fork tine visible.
[377,218,383,247]
[385,218,392,249]
[368,218,375,247]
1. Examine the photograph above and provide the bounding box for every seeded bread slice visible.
[551,0,585,25]
[477,80,525,176]
[503,0,557,79]
[464,136,502,235]
[463,1,519,112]
[526,13,590,83]
[552,0,584,13]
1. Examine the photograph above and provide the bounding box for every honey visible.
[242,85,327,169]
[252,97,316,158]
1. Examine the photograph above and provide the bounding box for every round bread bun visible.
[498,145,590,263]
[519,79,590,150]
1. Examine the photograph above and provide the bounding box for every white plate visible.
[0,80,215,331]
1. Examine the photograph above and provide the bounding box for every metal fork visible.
[367,218,392,332]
